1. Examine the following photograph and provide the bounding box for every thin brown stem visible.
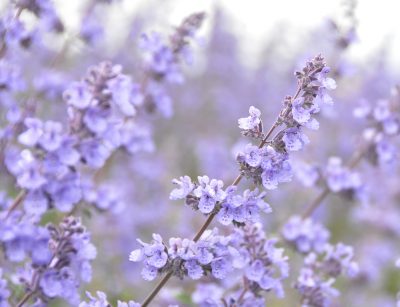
[141,272,173,307]
[221,299,229,307]
[16,228,66,306]
[16,290,36,307]
[192,212,217,242]
[16,271,39,307]
[301,136,374,219]
[4,189,27,220]
[347,148,366,169]
[0,6,24,58]
[236,287,248,304]
[15,6,24,18]
[301,187,330,219]
[236,277,250,305]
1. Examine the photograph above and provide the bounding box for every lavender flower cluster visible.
[129,229,237,281]
[282,217,358,306]
[170,176,271,225]
[1,1,400,307]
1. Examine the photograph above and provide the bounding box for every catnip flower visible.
[170,176,195,200]
[217,187,271,225]
[294,162,320,187]
[354,96,400,166]
[324,157,365,201]
[193,176,227,214]
[230,223,289,299]
[169,176,271,225]
[63,82,93,110]
[79,291,140,307]
[169,175,226,214]
[237,143,292,190]
[282,127,310,152]
[238,106,262,131]
[191,223,289,306]
[37,217,97,304]
[129,228,238,281]
[282,216,330,254]
[295,242,358,307]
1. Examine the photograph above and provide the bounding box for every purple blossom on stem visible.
[169,176,271,225]
[238,106,262,130]
[38,120,63,152]
[237,143,292,190]
[294,162,320,188]
[241,144,263,167]
[282,127,310,152]
[63,81,93,110]
[294,242,358,307]
[230,223,289,299]
[282,216,330,254]
[17,117,43,147]
[353,95,400,167]
[79,291,140,307]
[217,188,271,226]
[194,223,289,306]
[193,176,226,214]
[14,150,46,190]
[0,215,51,265]
[35,217,96,304]
[325,157,365,200]
[129,228,238,282]
[169,176,195,200]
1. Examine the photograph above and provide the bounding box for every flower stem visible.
[16,271,40,307]
[301,187,330,219]
[16,290,36,307]
[141,272,173,307]
[236,277,250,305]
[4,189,27,220]
[301,135,374,219]
[0,6,24,58]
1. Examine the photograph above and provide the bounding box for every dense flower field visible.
[0,0,399,306]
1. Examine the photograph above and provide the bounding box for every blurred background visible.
[1,0,400,306]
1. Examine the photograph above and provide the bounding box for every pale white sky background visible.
[3,0,400,67]
[109,0,400,68]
